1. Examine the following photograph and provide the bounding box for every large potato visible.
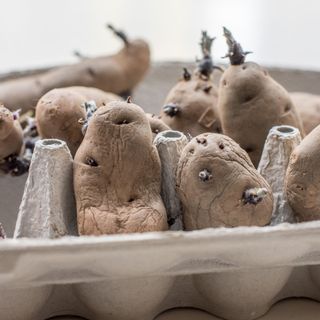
[0,25,150,113]
[286,124,320,221]
[176,133,273,229]
[218,28,304,167]
[74,100,168,235]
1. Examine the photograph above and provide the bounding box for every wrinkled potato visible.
[0,25,150,113]
[161,71,221,137]
[146,113,171,139]
[290,92,320,134]
[286,124,320,221]
[74,100,168,235]
[176,133,273,229]
[36,86,121,156]
[0,106,23,160]
[219,27,304,167]
[160,31,222,138]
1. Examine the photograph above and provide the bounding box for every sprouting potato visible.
[74,100,168,235]
[160,31,222,137]
[286,124,320,221]
[176,133,273,229]
[36,86,121,156]
[218,27,304,167]
[0,25,150,113]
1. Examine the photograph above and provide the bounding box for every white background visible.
[0,0,319,72]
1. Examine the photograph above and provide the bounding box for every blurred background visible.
[1,0,320,72]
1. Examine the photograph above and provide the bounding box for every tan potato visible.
[176,133,273,229]
[36,86,121,156]
[146,113,171,139]
[285,124,320,221]
[218,28,304,167]
[0,25,150,113]
[161,71,221,137]
[74,100,168,235]
[0,106,23,160]
[160,31,222,138]
[290,92,320,134]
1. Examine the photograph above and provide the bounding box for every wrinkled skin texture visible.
[176,133,273,229]
[161,75,221,138]
[0,39,150,113]
[146,113,170,139]
[74,101,168,235]
[286,124,320,221]
[218,62,304,167]
[36,86,121,156]
[0,106,23,159]
[291,92,320,134]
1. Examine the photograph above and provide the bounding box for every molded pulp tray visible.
[2,222,320,319]
[1,63,320,319]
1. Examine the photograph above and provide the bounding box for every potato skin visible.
[290,92,320,134]
[161,75,221,137]
[36,86,121,156]
[0,106,23,159]
[218,62,304,167]
[146,113,170,139]
[0,39,150,113]
[74,101,168,235]
[176,133,273,229]
[286,124,320,221]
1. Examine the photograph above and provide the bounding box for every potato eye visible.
[85,156,98,167]
[199,169,212,182]
[196,137,207,146]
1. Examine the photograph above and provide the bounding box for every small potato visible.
[36,86,121,156]
[161,72,221,137]
[176,133,273,229]
[0,106,23,160]
[146,113,170,139]
[286,124,320,221]
[160,31,222,138]
[74,100,168,235]
[290,92,320,134]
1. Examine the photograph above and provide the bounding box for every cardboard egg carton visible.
[1,131,320,320]
[2,221,320,319]
[1,63,320,320]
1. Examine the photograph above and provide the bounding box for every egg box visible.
[1,63,320,320]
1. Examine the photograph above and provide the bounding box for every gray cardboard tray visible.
[1,63,320,320]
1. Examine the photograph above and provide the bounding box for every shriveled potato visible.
[36,86,121,156]
[218,27,304,167]
[0,25,150,113]
[74,100,168,235]
[160,31,221,137]
[285,124,320,221]
[0,106,23,160]
[146,113,171,139]
[290,92,320,134]
[176,133,273,229]
[161,72,220,137]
